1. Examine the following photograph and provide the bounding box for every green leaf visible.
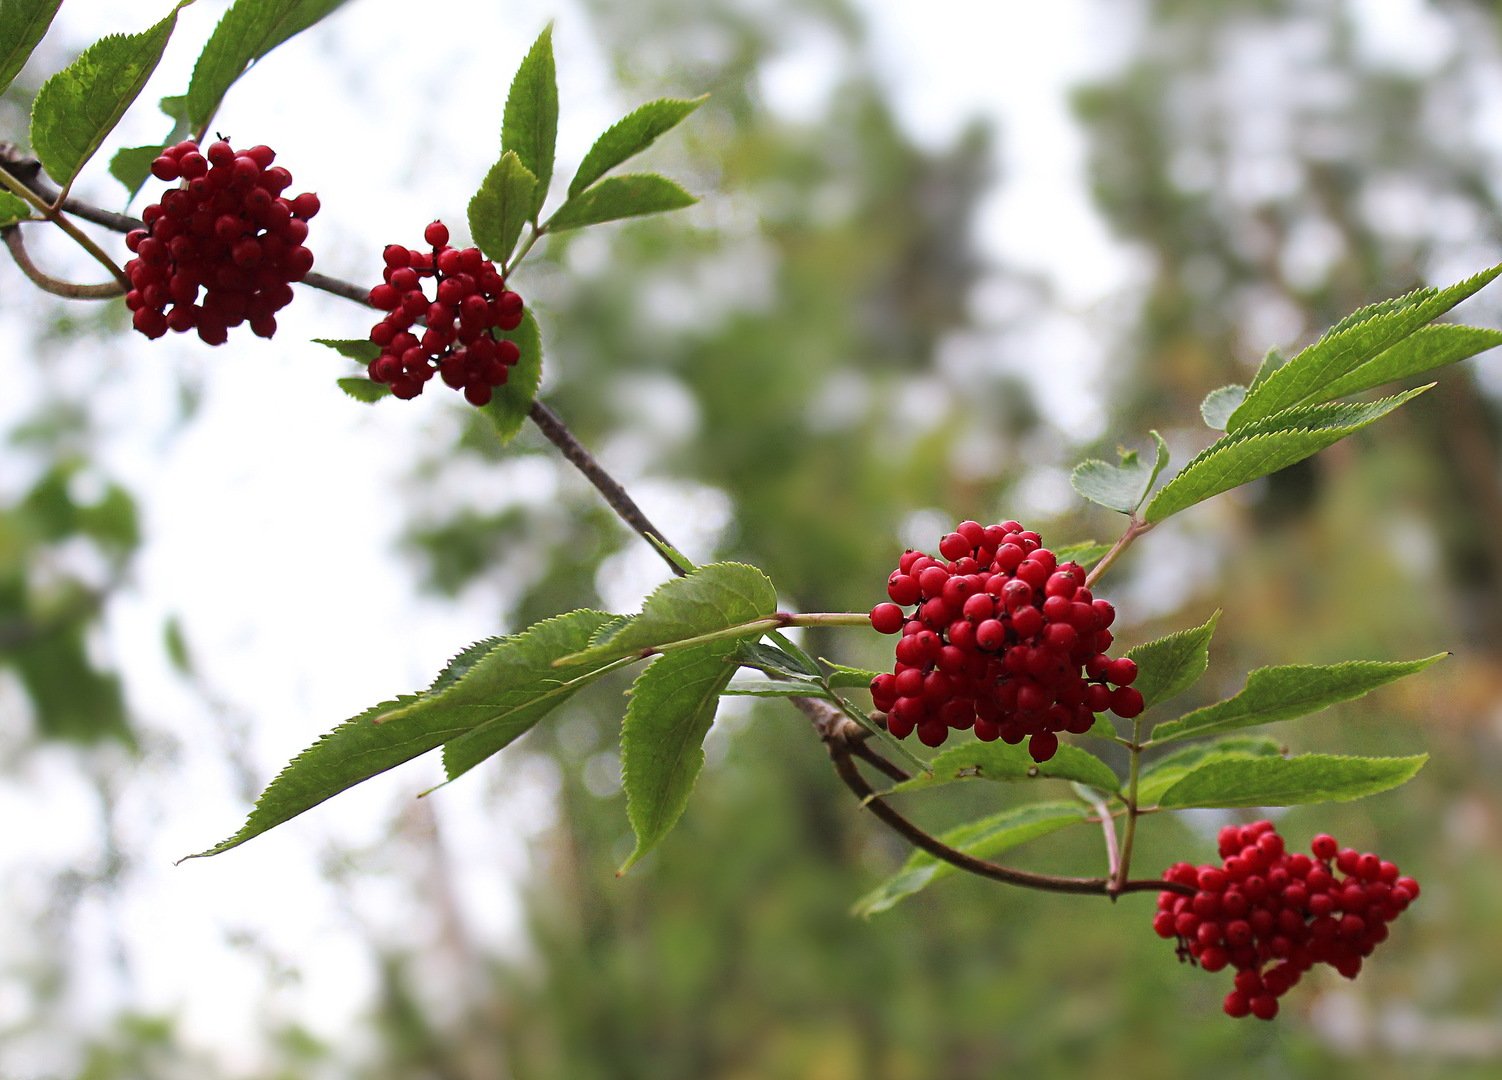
[736,641,819,679]
[1228,264,1502,429]
[185,0,351,129]
[620,638,754,871]
[882,741,1120,797]
[312,337,379,363]
[1149,654,1446,743]
[824,662,883,689]
[1069,430,1169,515]
[1053,540,1112,568]
[1127,610,1220,711]
[568,96,706,198]
[1249,346,1284,392]
[336,377,389,403]
[0,0,63,97]
[1317,324,1502,402]
[546,174,697,233]
[501,24,557,220]
[468,149,537,267]
[556,562,778,668]
[0,190,34,227]
[721,678,827,699]
[187,610,615,858]
[1144,386,1432,523]
[108,142,166,196]
[851,802,1089,917]
[482,309,542,443]
[1156,753,1427,809]
[1135,735,1285,806]
[30,4,189,188]
[1200,385,1246,430]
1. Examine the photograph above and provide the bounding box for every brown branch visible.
[793,697,1188,898]
[4,226,124,299]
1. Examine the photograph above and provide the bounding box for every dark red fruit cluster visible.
[366,221,524,405]
[1155,821,1419,1020]
[867,520,1142,762]
[125,140,318,343]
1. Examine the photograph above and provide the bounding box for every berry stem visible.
[504,223,545,277]
[1085,516,1155,590]
[1113,713,1147,894]
[798,695,1181,897]
[3,226,124,298]
[0,157,129,290]
[1080,785,1123,887]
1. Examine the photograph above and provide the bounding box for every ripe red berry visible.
[125,139,317,344]
[870,520,1140,760]
[364,222,525,404]
[1157,823,1417,1020]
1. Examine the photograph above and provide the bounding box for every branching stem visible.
[1085,516,1154,590]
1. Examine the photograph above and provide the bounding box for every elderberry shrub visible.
[868,520,1141,761]
[366,220,525,405]
[125,139,319,343]
[1155,821,1419,1020]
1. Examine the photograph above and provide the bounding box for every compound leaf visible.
[188,610,616,859]
[0,0,64,98]
[851,802,1089,917]
[1128,610,1220,711]
[502,24,557,220]
[1070,430,1169,514]
[1135,735,1284,806]
[569,95,705,198]
[547,173,696,233]
[31,3,189,187]
[1156,753,1427,810]
[882,741,1119,797]
[468,149,537,267]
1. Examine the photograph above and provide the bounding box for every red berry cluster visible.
[125,140,318,343]
[366,221,525,405]
[1154,821,1420,1020]
[867,520,1142,762]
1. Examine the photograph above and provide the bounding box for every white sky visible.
[0,0,1471,1073]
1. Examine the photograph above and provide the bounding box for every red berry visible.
[424,220,450,247]
[870,603,905,635]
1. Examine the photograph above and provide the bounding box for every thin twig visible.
[1085,516,1154,590]
[528,399,685,577]
[1080,785,1122,888]
[794,697,1188,898]
[3,227,124,299]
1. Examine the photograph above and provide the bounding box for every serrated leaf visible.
[721,678,827,699]
[546,173,697,233]
[1127,610,1220,711]
[1249,346,1284,391]
[336,377,389,403]
[622,613,764,870]
[30,4,189,188]
[851,802,1089,917]
[0,190,34,227]
[312,337,380,363]
[0,0,63,97]
[568,95,706,198]
[185,0,352,129]
[737,641,819,679]
[1135,735,1285,806]
[1053,540,1112,568]
[1229,265,1502,429]
[187,610,615,858]
[1317,325,1502,402]
[468,149,537,266]
[502,24,557,220]
[1145,386,1432,523]
[108,142,167,197]
[587,613,634,649]
[558,562,778,668]
[882,741,1120,797]
[1200,385,1246,430]
[1149,654,1446,743]
[1156,753,1427,809]
[825,662,883,689]
[482,309,542,443]
[1070,430,1169,515]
